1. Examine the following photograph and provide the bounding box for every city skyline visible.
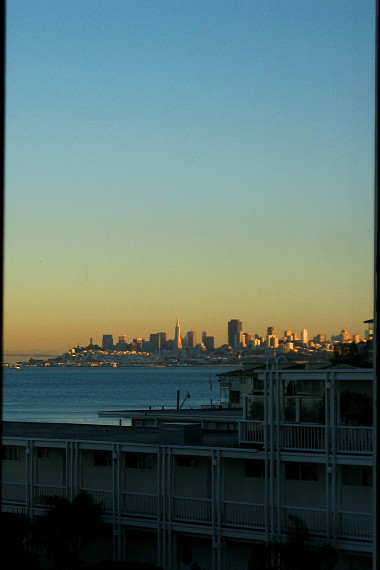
[3,315,370,356]
[4,1,375,354]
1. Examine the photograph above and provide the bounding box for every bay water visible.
[2,366,232,425]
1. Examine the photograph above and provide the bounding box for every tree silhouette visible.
[31,491,106,569]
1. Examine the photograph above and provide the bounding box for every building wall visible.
[173,455,210,498]
[35,447,65,485]
[123,453,157,494]
[82,450,113,489]
[284,466,326,508]
[223,458,265,503]
[2,446,25,483]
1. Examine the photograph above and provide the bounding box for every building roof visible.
[97,407,243,421]
[2,421,240,448]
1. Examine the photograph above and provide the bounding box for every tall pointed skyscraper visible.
[174,317,182,351]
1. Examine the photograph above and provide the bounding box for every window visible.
[247,396,265,420]
[245,459,265,478]
[284,397,324,423]
[175,455,199,467]
[125,452,153,469]
[341,466,372,486]
[37,447,49,459]
[299,398,324,424]
[296,380,324,396]
[229,391,240,404]
[284,397,297,422]
[285,462,319,481]
[1,446,20,461]
[94,451,112,467]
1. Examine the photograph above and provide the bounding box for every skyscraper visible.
[301,328,308,344]
[186,330,197,348]
[228,319,242,347]
[102,334,114,350]
[174,317,182,352]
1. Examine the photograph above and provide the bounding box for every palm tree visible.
[0,511,33,569]
[31,491,106,569]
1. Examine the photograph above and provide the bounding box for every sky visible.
[4,0,376,353]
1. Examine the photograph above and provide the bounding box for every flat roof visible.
[2,421,240,448]
[97,407,243,421]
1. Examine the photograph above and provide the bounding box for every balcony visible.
[81,488,113,513]
[239,422,373,454]
[1,483,373,541]
[282,505,327,536]
[223,500,265,529]
[337,511,373,540]
[123,491,159,518]
[336,427,373,453]
[2,481,27,504]
[282,424,325,452]
[173,496,211,523]
[33,484,67,506]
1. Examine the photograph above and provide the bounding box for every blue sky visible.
[4,0,376,351]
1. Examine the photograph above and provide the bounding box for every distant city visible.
[4,318,373,368]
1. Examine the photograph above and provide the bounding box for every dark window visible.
[300,463,319,481]
[247,397,265,420]
[37,448,49,459]
[176,456,199,467]
[1,447,20,461]
[125,453,153,469]
[341,466,372,486]
[230,391,240,404]
[285,462,299,480]
[285,462,319,481]
[94,451,112,467]
[245,459,265,478]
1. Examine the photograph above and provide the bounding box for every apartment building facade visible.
[1,363,374,569]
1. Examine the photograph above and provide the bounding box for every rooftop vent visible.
[159,422,203,445]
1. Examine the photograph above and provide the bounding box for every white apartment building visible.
[1,362,375,569]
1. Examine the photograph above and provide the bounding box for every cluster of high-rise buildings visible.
[87,318,364,357]
[96,318,215,356]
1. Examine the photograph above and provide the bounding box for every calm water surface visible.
[2,366,232,425]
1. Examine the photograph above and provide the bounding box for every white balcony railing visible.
[123,492,159,518]
[336,427,373,454]
[173,496,212,523]
[239,422,373,454]
[239,421,264,443]
[33,485,67,506]
[223,500,265,529]
[281,425,325,452]
[1,483,374,541]
[2,482,27,504]
[282,505,327,536]
[81,488,113,513]
[337,511,373,540]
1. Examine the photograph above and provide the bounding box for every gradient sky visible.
[4,0,376,353]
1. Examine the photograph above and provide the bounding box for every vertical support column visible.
[77,443,82,497]
[167,448,173,570]
[25,441,33,518]
[276,372,283,540]
[112,444,122,561]
[264,372,269,542]
[211,450,216,570]
[325,373,331,542]
[330,372,337,545]
[268,367,275,541]
[275,369,282,540]
[215,450,222,570]
[66,442,74,502]
[160,447,167,570]
[157,446,162,568]
[73,442,79,496]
